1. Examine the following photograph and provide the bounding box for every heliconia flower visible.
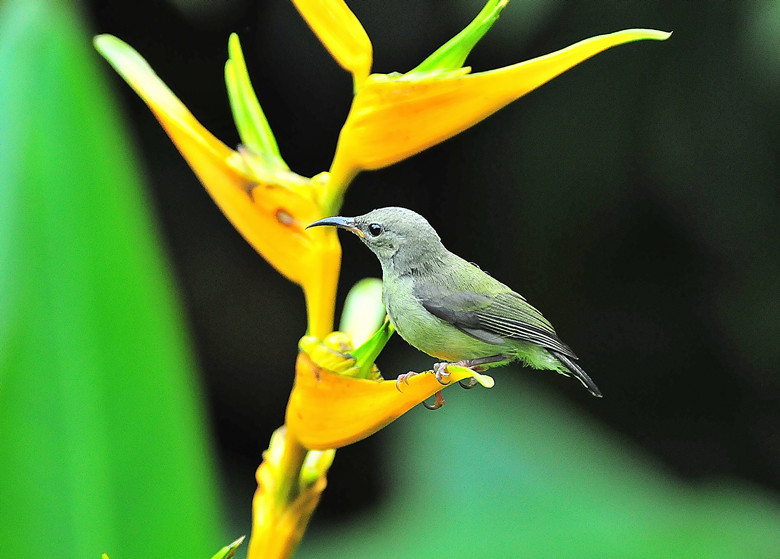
[93,34,340,337]
[288,333,494,450]
[283,280,493,449]
[95,1,669,335]
[94,4,672,557]
[291,1,670,210]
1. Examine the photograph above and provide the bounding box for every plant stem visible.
[275,427,308,507]
[247,425,329,559]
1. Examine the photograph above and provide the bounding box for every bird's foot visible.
[442,357,494,390]
[458,377,479,389]
[423,391,445,410]
[432,362,453,385]
[395,371,418,392]
[395,371,446,410]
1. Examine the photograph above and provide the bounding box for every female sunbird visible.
[308,207,602,402]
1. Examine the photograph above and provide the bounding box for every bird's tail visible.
[551,351,603,398]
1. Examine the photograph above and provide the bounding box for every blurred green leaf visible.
[0,0,224,557]
[297,379,780,558]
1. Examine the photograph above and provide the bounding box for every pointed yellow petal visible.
[286,353,486,450]
[95,34,239,181]
[94,35,339,336]
[325,28,670,206]
[290,0,372,86]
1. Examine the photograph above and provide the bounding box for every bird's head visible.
[307,207,443,268]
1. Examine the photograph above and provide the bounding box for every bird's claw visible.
[395,371,418,392]
[433,362,452,385]
[396,371,446,409]
[458,377,479,389]
[423,391,445,410]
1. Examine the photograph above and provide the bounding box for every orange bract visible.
[324,28,671,206]
[94,35,339,337]
[286,353,480,450]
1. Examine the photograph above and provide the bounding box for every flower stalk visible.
[247,427,334,558]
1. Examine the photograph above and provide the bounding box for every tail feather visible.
[551,351,603,398]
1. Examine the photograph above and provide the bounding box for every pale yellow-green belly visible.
[384,284,506,362]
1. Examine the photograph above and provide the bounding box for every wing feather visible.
[415,282,577,358]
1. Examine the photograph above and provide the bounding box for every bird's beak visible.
[306,216,365,238]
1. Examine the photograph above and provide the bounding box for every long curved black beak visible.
[306,216,365,238]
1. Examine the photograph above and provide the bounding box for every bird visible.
[307,207,602,407]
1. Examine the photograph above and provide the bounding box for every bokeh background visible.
[2,0,778,557]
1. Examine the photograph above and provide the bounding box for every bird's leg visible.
[438,355,506,389]
[460,355,507,368]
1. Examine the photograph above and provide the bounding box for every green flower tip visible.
[93,33,117,55]
[209,536,246,559]
[631,28,672,41]
[412,0,509,74]
[224,33,288,173]
[349,317,394,378]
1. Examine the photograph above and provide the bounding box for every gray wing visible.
[415,283,578,359]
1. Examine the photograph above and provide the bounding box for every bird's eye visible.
[367,223,383,237]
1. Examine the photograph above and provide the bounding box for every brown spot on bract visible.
[276,208,295,226]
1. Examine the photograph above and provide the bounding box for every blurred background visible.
[2,0,778,557]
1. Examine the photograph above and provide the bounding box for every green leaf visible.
[410,0,508,74]
[0,1,223,556]
[350,318,395,379]
[339,278,394,379]
[225,33,288,172]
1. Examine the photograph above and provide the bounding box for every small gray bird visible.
[308,207,602,404]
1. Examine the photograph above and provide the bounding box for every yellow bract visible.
[289,0,373,87]
[94,35,339,337]
[286,352,483,450]
[324,28,671,207]
[248,427,333,559]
